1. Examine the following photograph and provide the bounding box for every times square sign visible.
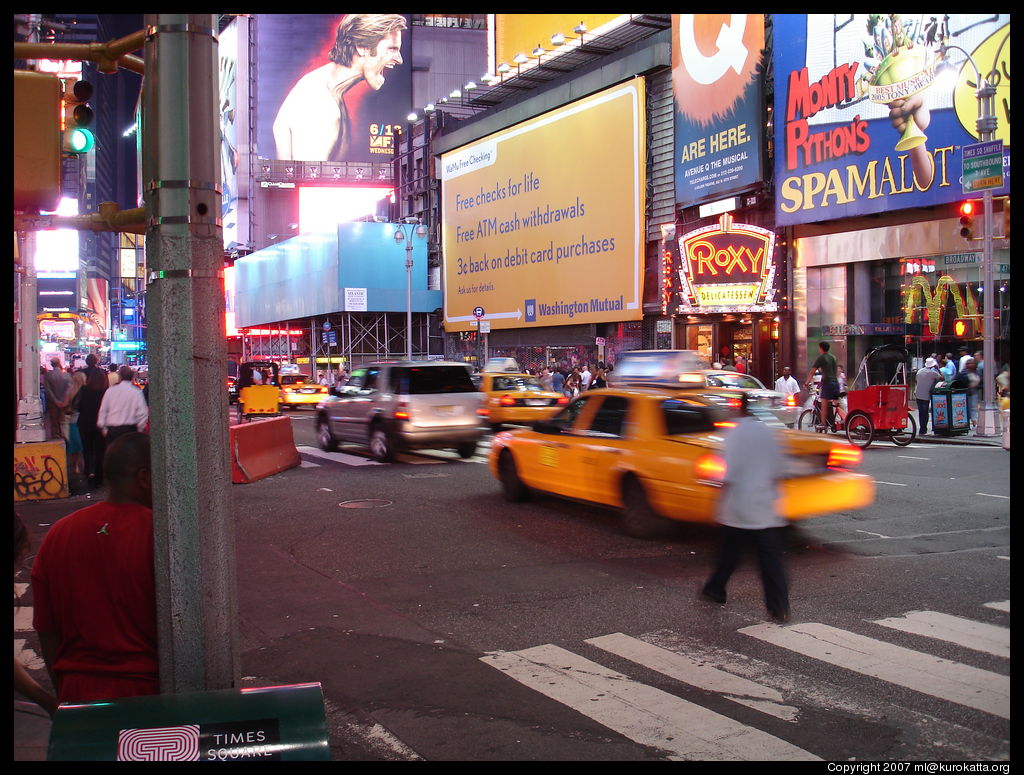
[675,214,778,314]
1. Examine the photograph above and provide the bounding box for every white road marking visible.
[976,492,1010,499]
[983,600,1010,612]
[740,623,1009,719]
[481,644,820,761]
[870,611,1010,658]
[586,633,799,721]
[297,446,383,467]
[896,455,930,460]
[299,460,321,468]
[876,481,907,486]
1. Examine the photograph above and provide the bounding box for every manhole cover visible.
[338,499,393,509]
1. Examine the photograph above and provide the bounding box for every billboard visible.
[299,185,393,231]
[672,14,765,207]
[774,14,1011,226]
[440,79,646,333]
[490,14,623,72]
[256,14,412,164]
[219,19,241,250]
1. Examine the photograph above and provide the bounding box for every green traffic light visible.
[67,126,95,153]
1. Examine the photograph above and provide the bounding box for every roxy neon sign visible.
[676,214,778,313]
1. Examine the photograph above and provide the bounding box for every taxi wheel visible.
[317,415,338,452]
[498,450,530,502]
[456,441,477,459]
[621,476,674,539]
[369,424,395,463]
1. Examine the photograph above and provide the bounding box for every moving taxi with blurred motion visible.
[488,385,874,538]
[278,374,328,409]
[479,372,569,431]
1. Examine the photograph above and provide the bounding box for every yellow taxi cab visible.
[278,374,328,409]
[479,372,569,430]
[488,385,874,538]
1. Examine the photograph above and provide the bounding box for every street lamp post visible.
[940,35,1009,436]
[394,218,428,360]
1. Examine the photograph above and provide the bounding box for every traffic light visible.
[62,79,95,154]
[958,200,976,240]
[14,70,62,213]
[953,318,976,338]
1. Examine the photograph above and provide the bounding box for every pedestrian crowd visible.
[528,361,614,398]
[41,355,149,492]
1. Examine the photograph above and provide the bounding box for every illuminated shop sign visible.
[39,319,77,340]
[676,214,778,313]
[903,274,981,336]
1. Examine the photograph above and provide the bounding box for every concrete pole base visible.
[975,404,1002,437]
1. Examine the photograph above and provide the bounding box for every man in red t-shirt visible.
[32,432,159,704]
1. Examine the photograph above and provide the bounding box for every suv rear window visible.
[390,366,475,395]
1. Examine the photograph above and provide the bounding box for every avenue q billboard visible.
[255,14,412,163]
[774,14,1010,226]
[440,79,646,333]
[673,14,765,208]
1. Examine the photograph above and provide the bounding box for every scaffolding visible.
[241,311,446,384]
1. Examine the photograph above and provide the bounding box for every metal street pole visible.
[143,13,238,693]
[406,238,413,360]
[940,38,1006,436]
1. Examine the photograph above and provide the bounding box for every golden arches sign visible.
[902,275,980,335]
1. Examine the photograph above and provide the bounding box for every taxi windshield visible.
[492,376,545,392]
[281,375,312,386]
[705,373,764,390]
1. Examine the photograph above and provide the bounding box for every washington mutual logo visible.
[525,299,537,323]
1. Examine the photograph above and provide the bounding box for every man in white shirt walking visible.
[98,366,149,446]
[701,394,790,623]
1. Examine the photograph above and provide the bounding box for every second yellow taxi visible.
[488,385,874,538]
[478,372,568,431]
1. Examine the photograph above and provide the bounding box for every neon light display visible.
[676,214,778,313]
[902,274,981,336]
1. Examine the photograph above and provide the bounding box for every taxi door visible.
[573,394,633,506]
[520,395,597,499]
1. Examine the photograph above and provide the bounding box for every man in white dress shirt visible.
[97,366,149,446]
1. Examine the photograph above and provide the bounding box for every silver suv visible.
[315,361,486,462]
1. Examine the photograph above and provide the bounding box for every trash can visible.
[931,383,970,436]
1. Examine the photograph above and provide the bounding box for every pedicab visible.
[236,361,281,422]
[843,344,917,449]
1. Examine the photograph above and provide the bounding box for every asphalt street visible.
[14,414,1009,761]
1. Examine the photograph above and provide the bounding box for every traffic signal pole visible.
[142,14,239,693]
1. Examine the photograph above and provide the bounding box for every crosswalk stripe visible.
[870,611,1010,658]
[481,644,820,761]
[984,600,1010,612]
[586,633,799,721]
[739,622,1009,720]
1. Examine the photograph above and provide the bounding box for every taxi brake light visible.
[695,453,726,482]
[499,394,517,407]
[476,406,490,417]
[393,402,411,420]
[827,445,862,469]
[557,395,569,405]
[785,394,797,407]
[713,421,737,429]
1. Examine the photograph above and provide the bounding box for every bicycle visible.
[797,390,847,435]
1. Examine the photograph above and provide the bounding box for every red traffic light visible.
[958,201,976,239]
